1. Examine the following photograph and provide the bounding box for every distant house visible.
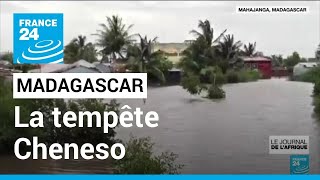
[28,60,112,73]
[0,67,21,81]
[0,60,12,69]
[293,62,317,77]
[152,42,190,64]
[111,58,129,73]
[240,56,272,79]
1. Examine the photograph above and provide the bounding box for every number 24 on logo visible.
[293,160,300,166]
[19,28,39,40]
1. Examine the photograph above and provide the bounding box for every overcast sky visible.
[1,1,319,58]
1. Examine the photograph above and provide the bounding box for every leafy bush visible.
[239,69,261,82]
[114,137,183,174]
[296,67,320,116]
[214,70,226,85]
[181,72,202,95]
[226,69,261,83]
[313,96,320,116]
[314,80,320,96]
[207,85,225,99]
[226,70,239,83]
[295,67,320,83]
[200,66,226,85]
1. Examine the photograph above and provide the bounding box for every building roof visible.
[240,56,271,62]
[0,67,21,77]
[95,63,112,73]
[28,60,111,73]
[63,66,99,73]
[294,62,317,68]
[73,59,96,68]
[37,64,70,73]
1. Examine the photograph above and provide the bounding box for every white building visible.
[293,62,318,77]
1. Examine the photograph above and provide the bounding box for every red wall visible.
[245,61,272,79]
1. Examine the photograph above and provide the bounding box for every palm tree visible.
[180,19,228,98]
[271,55,284,67]
[127,34,166,83]
[216,34,242,61]
[64,35,98,63]
[183,19,226,71]
[69,35,87,58]
[93,15,135,61]
[242,42,257,57]
[190,20,226,48]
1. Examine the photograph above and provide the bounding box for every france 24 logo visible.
[290,155,309,174]
[13,13,64,64]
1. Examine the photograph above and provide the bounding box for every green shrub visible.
[239,69,261,82]
[200,66,226,85]
[226,69,261,83]
[181,72,202,95]
[114,137,183,174]
[314,81,320,96]
[313,96,320,115]
[214,71,226,85]
[207,85,225,99]
[296,67,320,83]
[226,70,239,83]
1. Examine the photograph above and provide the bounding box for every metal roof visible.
[241,56,271,62]
[28,60,105,73]
[63,66,99,73]
[294,62,318,68]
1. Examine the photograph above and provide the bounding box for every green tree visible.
[93,15,135,61]
[284,51,303,68]
[200,66,225,99]
[201,66,224,87]
[242,42,257,57]
[271,54,284,67]
[216,34,242,62]
[181,72,203,95]
[64,35,98,63]
[190,20,214,47]
[179,19,227,98]
[0,52,35,72]
[0,52,13,62]
[114,136,183,174]
[127,35,173,83]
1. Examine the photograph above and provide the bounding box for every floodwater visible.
[1,78,320,174]
[117,78,320,174]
